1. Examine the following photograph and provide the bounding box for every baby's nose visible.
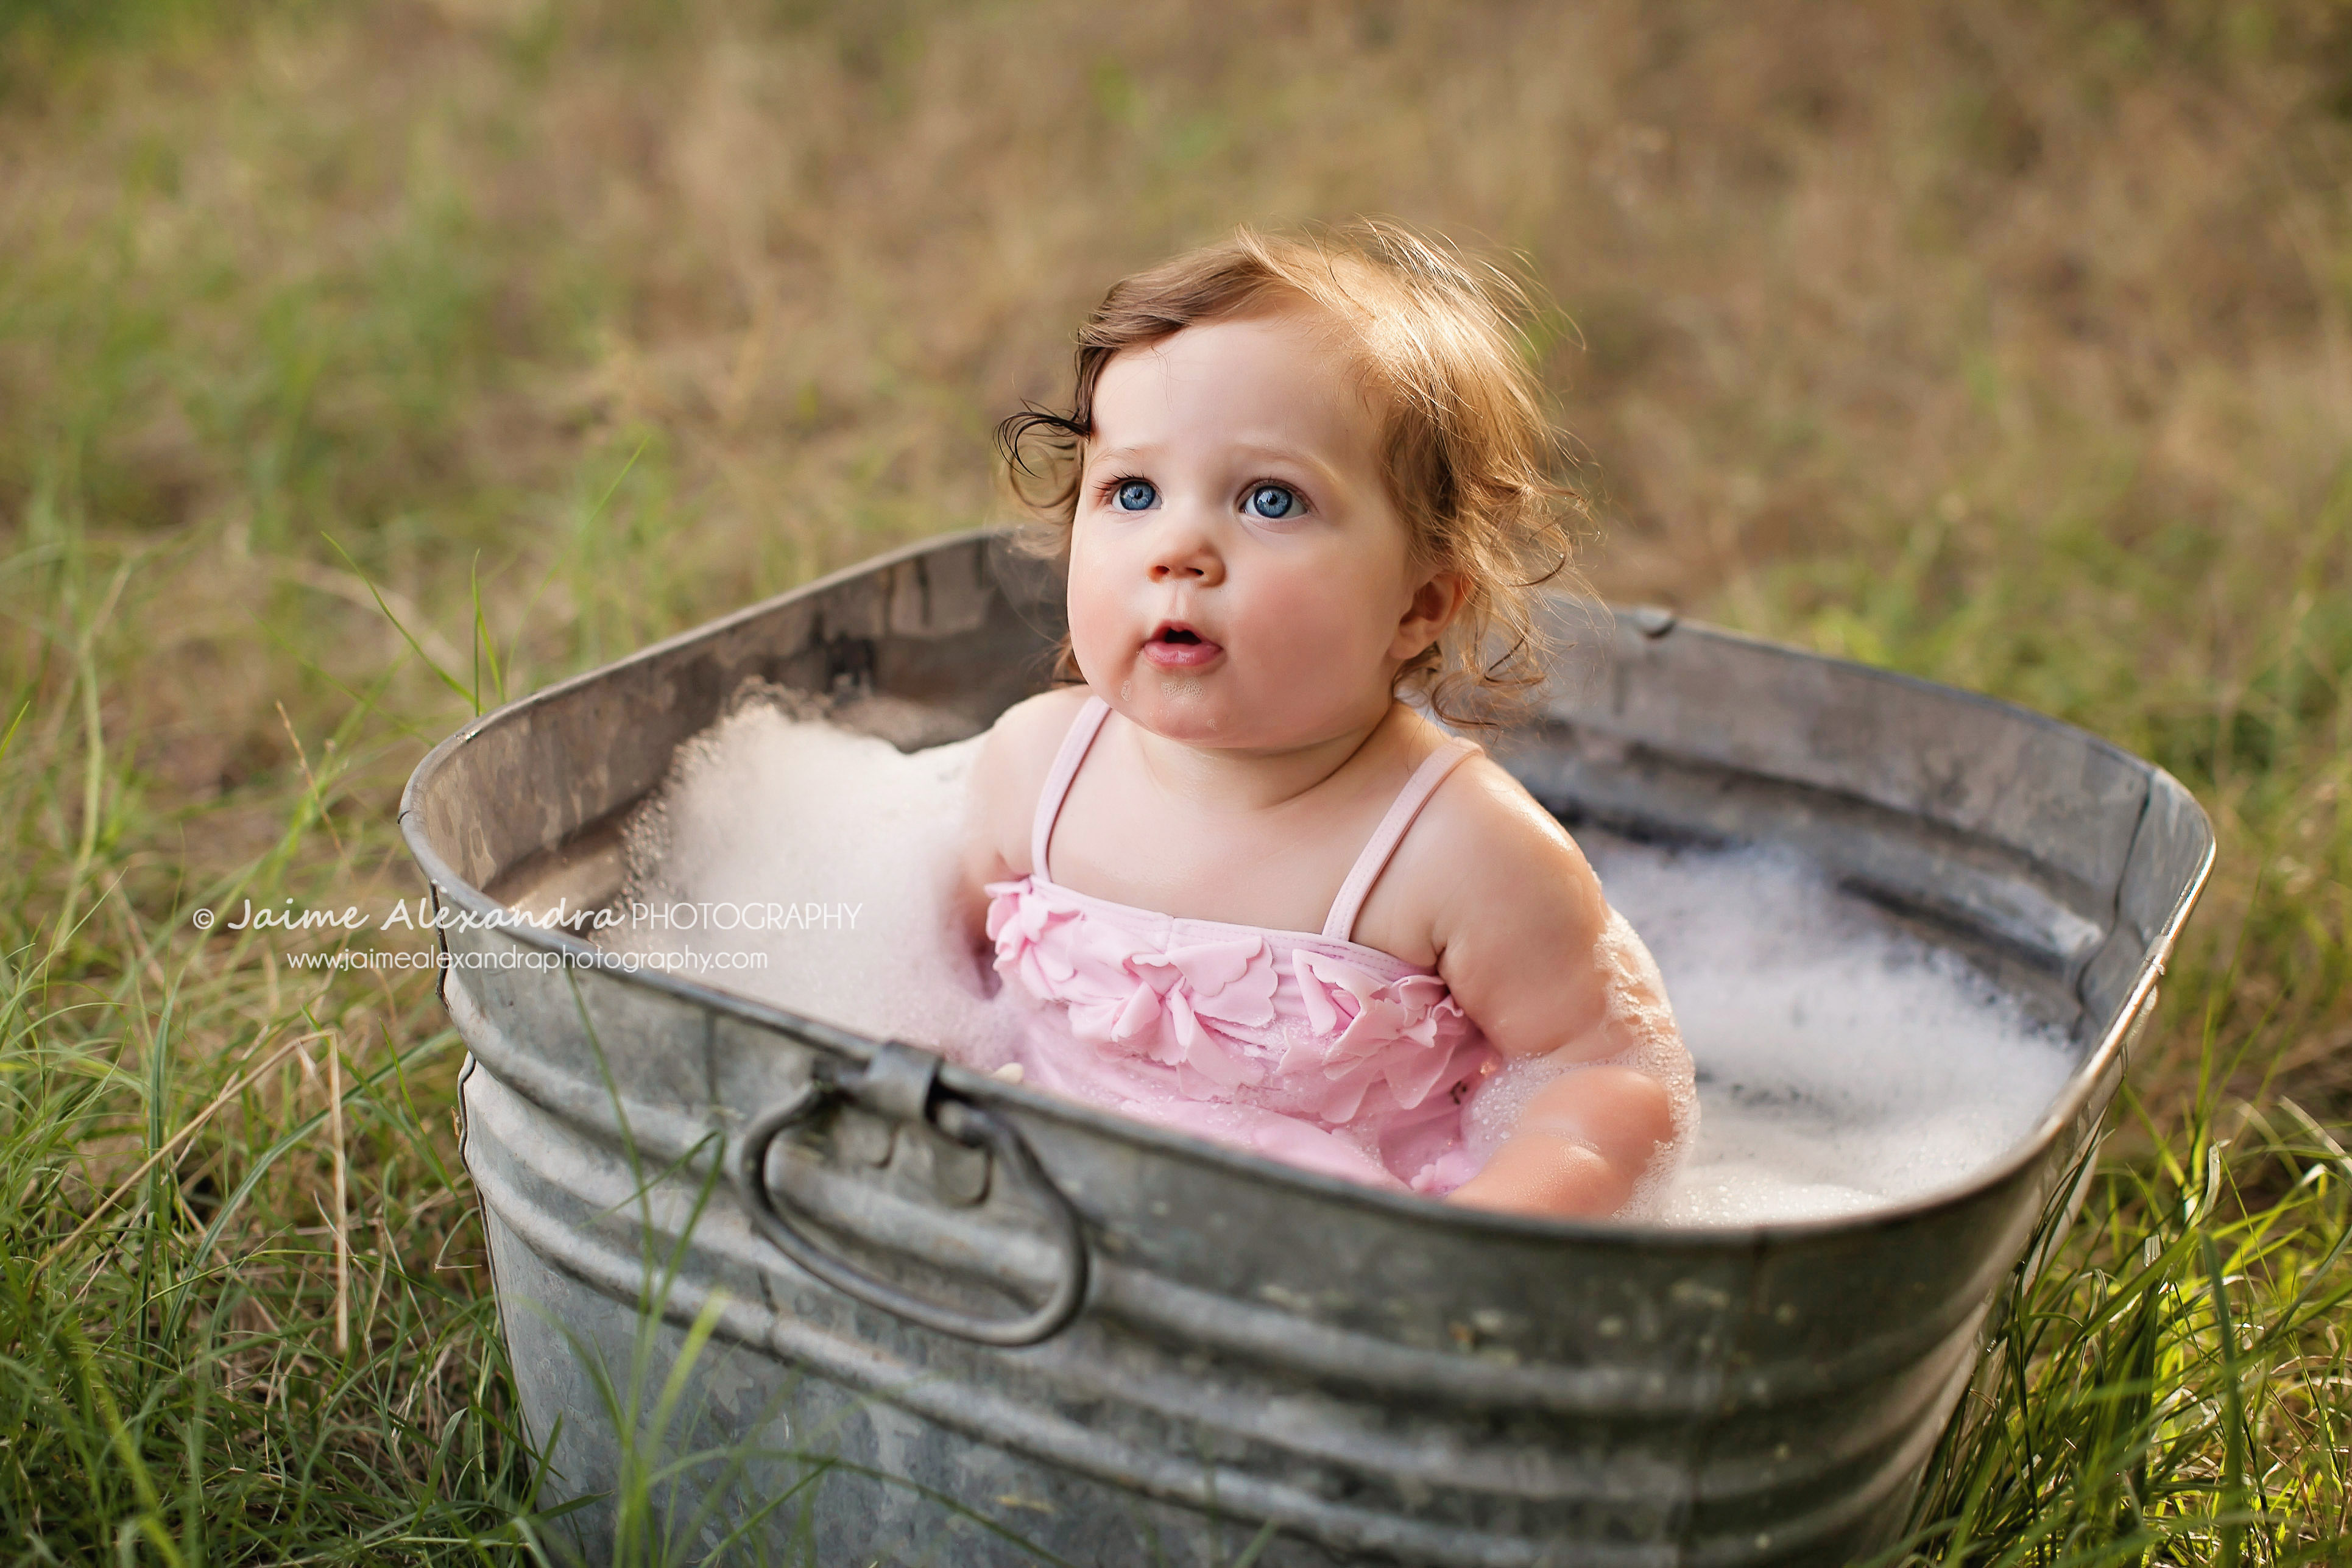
[1147,528,1224,583]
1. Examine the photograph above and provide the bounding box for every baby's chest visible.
[1045,798,1361,933]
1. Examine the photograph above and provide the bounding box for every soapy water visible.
[601,693,2078,1227]
[1577,847,2075,1224]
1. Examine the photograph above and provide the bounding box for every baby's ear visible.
[1393,569,1467,655]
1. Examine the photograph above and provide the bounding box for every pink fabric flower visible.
[1288,952,1478,1121]
[986,881,1282,1093]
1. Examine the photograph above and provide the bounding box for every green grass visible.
[1,0,2348,1562]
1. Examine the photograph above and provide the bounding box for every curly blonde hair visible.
[998,219,1586,728]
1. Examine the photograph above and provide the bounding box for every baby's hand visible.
[1441,1064,1676,1219]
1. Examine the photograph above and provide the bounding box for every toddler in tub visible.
[957,222,1692,1220]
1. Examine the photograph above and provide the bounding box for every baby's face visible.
[1067,308,1441,750]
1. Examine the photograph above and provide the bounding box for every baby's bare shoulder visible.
[1393,749,1608,946]
[969,685,1094,874]
[983,685,1093,772]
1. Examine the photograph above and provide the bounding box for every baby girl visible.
[956,222,1692,1220]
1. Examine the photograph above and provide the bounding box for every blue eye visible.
[1114,479,1157,511]
[1245,484,1297,519]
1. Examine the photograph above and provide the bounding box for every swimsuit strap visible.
[1031,694,1114,881]
[1321,736,1482,943]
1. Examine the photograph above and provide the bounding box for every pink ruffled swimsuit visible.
[984,696,1500,1195]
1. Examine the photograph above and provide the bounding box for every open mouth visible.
[1145,621,1222,668]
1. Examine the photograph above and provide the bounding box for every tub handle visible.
[730,1041,1090,1347]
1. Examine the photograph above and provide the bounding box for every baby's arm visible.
[1404,763,1686,1219]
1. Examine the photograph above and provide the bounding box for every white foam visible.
[603,692,1023,1074]
[1577,839,2077,1225]
[598,697,2078,1226]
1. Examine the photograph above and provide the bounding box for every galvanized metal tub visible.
[400,528,2213,1567]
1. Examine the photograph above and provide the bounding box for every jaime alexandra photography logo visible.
[191,897,863,934]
